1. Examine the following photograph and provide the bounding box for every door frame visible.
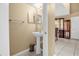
[42,3,55,56]
[42,3,48,56]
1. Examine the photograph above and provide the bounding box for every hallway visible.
[54,38,79,56]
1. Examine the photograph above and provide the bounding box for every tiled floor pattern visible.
[26,51,42,56]
[25,38,79,56]
[54,38,79,56]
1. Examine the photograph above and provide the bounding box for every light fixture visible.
[27,4,43,24]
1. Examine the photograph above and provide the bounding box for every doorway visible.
[64,20,71,39]
[55,18,71,40]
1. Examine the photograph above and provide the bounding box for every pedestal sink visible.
[33,32,43,55]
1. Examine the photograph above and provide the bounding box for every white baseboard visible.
[13,48,29,56]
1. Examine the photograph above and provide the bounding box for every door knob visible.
[44,32,48,34]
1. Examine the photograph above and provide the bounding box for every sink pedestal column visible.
[36,37,41,55]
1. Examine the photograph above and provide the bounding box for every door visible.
[55,18,64,39]
[64,20,71,39]
[59,18,64,38]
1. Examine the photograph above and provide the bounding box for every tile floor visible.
[54,38,79,56]
[25,38,79,56]
[25,47,43,56]
[25,51,43,56]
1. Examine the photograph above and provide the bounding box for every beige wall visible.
[48,4,55,56]
[70,3,79,16]
[9,4,36,55]
[70,3,79,14]
[71,12,79,17]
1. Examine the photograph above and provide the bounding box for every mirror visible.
[36,15,42,24]
[27,6,36,24]
[27,4,42,24]
[27,12,36,24]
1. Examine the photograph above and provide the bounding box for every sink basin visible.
[33,32,43,37]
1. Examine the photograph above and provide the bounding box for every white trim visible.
[43,4,48,56]
[13,48,29,56]
[0,3,10,56]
